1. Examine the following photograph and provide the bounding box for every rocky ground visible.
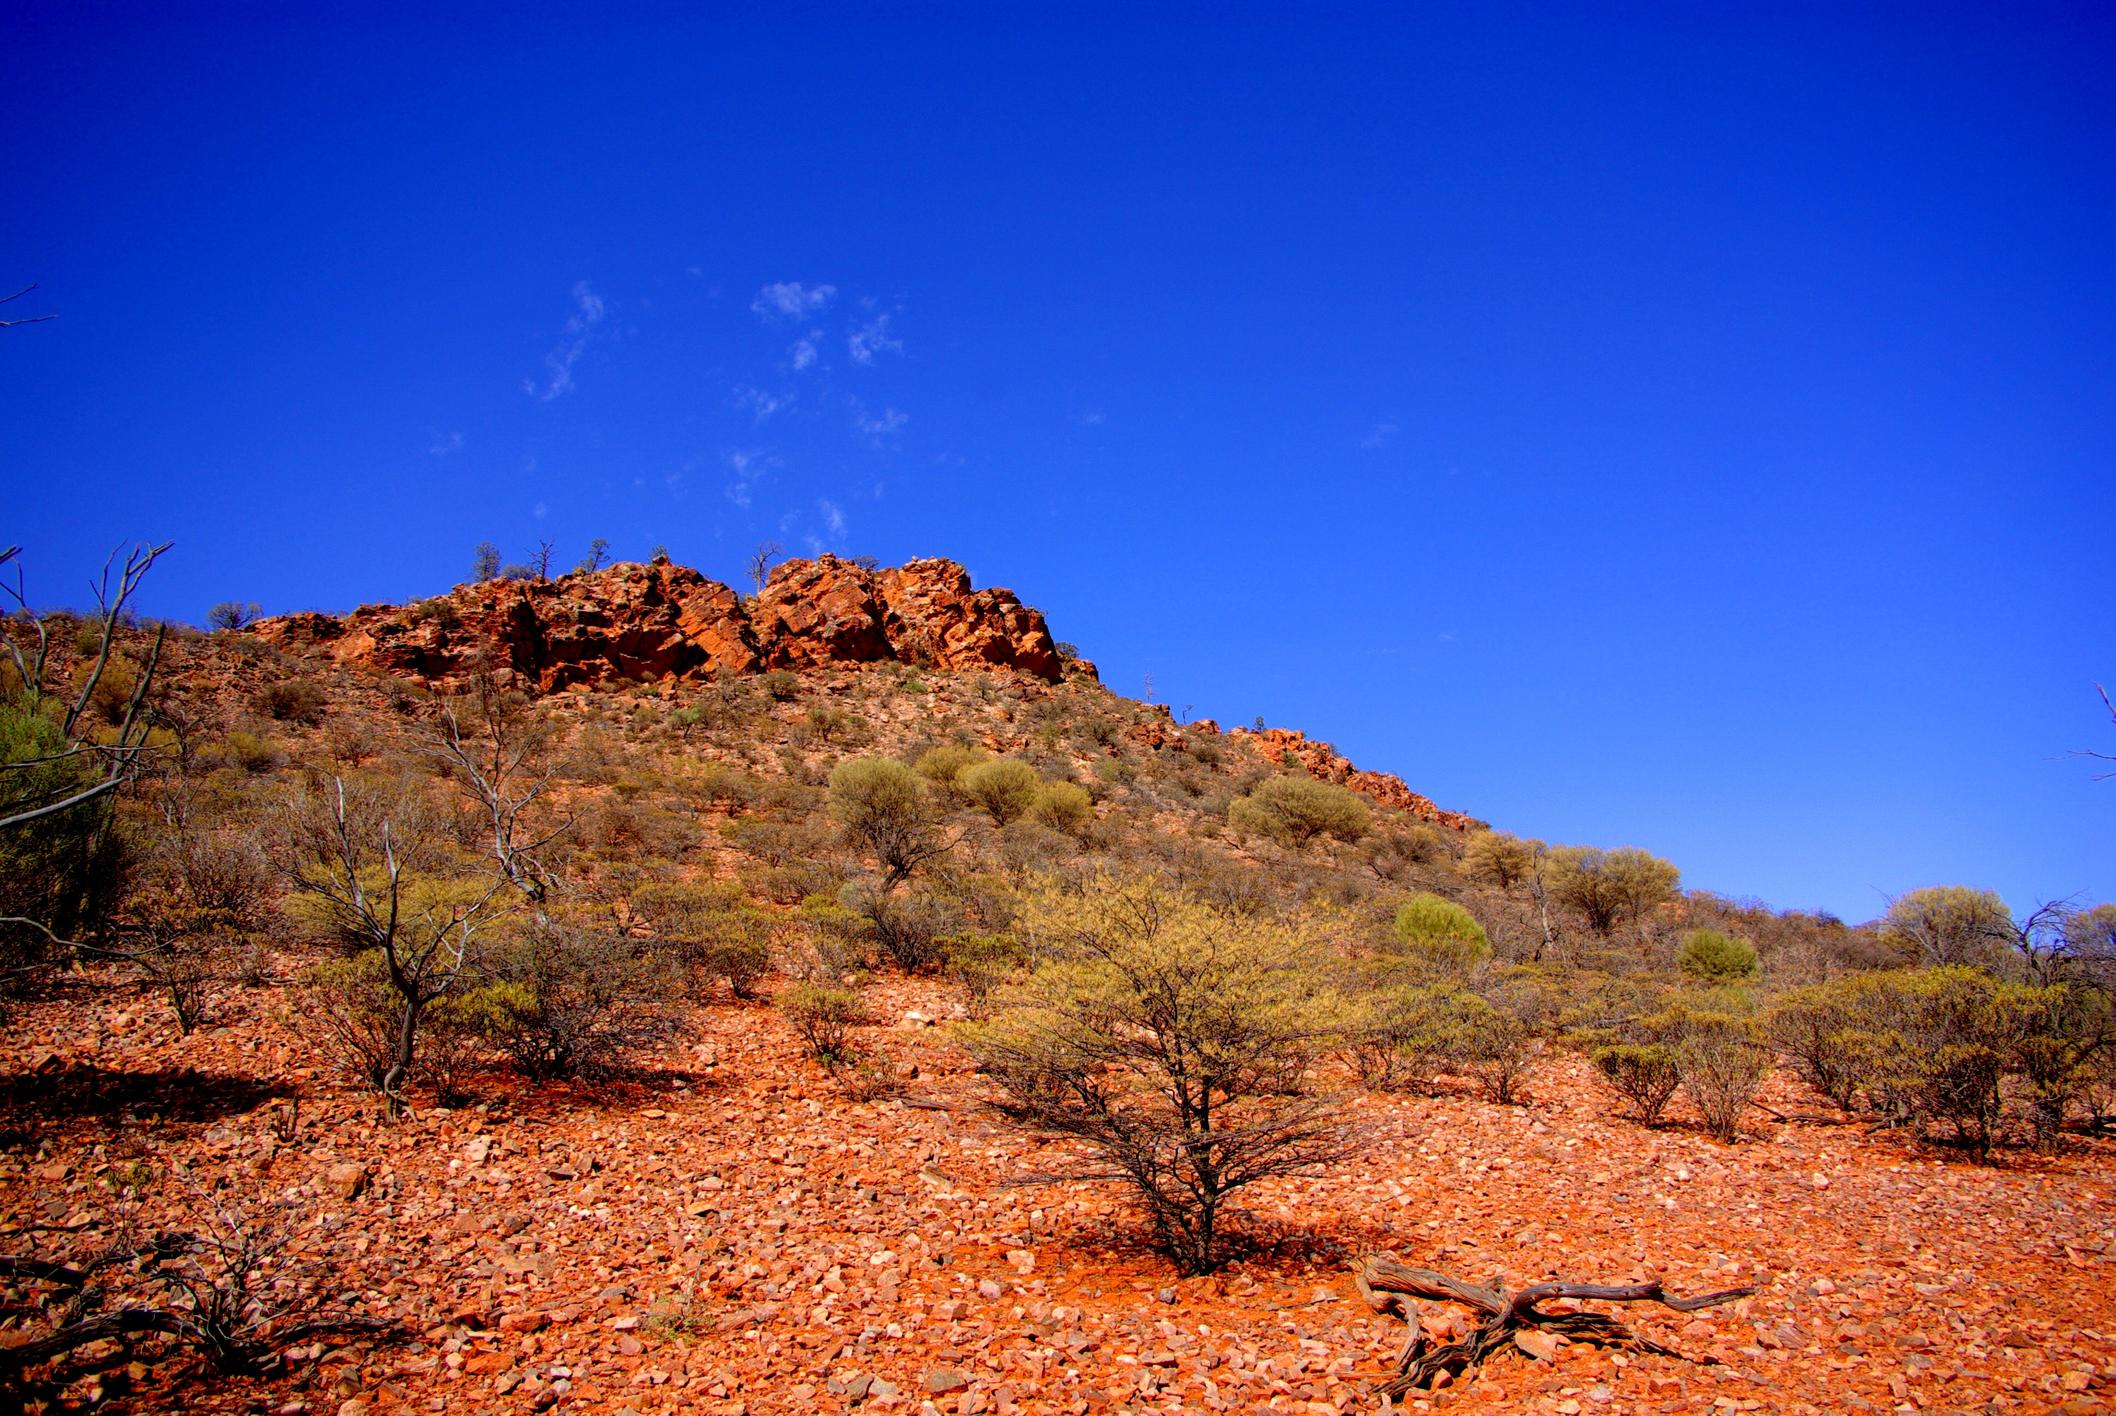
[4,972,2112,1416]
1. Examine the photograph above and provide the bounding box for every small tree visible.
[1544,846,1679,935]
[1677,928,1759,983]
[960,758,1042,826]
[827,757,945,892]
[576,537,610,574]
[206,601,261,631]
[958,875,1352,1275]
[1459,831,1536,890]
[471,541,502,582]
[747,540,784,594]
[1881,886,2014,969]
[1227,775,1370,847]
[533,540,557,580]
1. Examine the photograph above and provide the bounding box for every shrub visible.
[1428,990,1541,1103]
[1765,979,1869,1112]
[219,730,285,774]
[1677,928,1759,983]
[255,679,327,725]
[1390,892,1492,980]
[1593,1041,1684,1126]
[631,882,774,1000]
[958,875,1352,1275]
[915,743,987,798]
[1343,983,1454,1092]
[1029,780,1094,837]
[1673,1009,1770,1142]
[480,920,678,1080]
[760,670,800,701]
[0,703,125,976]
[292,952,399,1089]
[779,981,866,1064]
[1227,775,1370,847]
[960,759,1042,826]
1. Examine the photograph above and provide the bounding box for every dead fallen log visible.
[1352,1253,1755,1399]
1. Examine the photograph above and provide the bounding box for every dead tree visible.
[0,283,57,330]
[1351,1253,1754,1399]
[0,1192,387,1396]
[430,667,568,907]
[0,542,172,830]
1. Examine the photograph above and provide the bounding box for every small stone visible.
[977,1279,1003,1301]
[336,1402,368,1416]
[1515,1329,1560,1362]
[924,1369,970,1395]
[498,1310,549,1333]
[326,1163,368,1200]
[1005,1249,1035,1275]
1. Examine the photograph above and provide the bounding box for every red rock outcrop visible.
[1228,725,1477,831]
[254,555,1073,692]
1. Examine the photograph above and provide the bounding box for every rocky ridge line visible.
[254,554,1076,692]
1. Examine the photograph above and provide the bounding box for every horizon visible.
[5,3,2111,925]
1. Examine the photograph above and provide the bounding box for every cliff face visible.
[254,555,1072,692]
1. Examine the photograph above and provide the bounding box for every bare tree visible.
[431,668,569,907]
[0,283,56,330]
[747,540,783,594]
[575,537,610,574]
[533,539,556,580]
[0,543,172,832]
[2079,682,2116,781]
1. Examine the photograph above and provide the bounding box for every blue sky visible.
[5,3,2111,924]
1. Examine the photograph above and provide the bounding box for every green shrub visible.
[1029,780,1093,837]
[760,670,800,701]
[1460,831,1537,889]
[779,981,867,1064]
[916,742,987,796]
[1390,892,1491,979]
[1593,1041,1683,1126]
[1427,990,1540,1103]
[960,759,1042,826]
[1677,928,1759,982]
[1672,1009,1770,1142]
[1765,979,1870,1111]
[1544,845,1680,934]
[480,921,678,1080]
[1227,775,1370,847]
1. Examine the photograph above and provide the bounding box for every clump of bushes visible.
[631,881,775,1000]
[1677,928,1759,982]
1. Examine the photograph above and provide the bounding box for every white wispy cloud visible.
[532,500,549,520]
[524,280,608,401]
[788,331,822,371]
[817,498,846,536]
[724,448,775,510]
[802,533,825,556]
[847,312,903,365]
[1360,420,1399,450]
[751,281,836,322]
[853,405,909,445]
[733,384,791,423]
[429,430,463,456]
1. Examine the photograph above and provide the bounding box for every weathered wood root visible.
[1353,1253,1756,1400]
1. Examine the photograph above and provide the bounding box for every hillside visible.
[1,554,2112,1415]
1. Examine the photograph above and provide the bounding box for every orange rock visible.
[254,554,1072,692]
[1228,726,1475,830]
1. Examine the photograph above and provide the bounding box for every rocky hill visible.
[255,554,1076,695]
[255,553,1476,830]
